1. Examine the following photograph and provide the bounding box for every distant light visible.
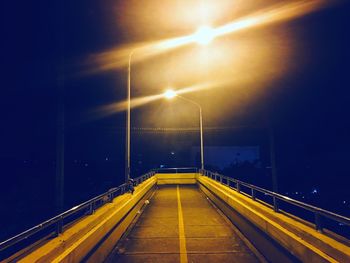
[193,25,215,45]
[171,151,175,155]
[164,89,177,99]
[84,163,88,167]
[311,188,318,194]
[105,157,109,161]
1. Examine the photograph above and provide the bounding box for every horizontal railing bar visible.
[200,169,350,228]
[0,171,155,253]
[152,167,198,171]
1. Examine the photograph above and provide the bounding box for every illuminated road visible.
[106,185,260,263]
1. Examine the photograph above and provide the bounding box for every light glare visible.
[193,26,215,45]
[84,0,332,74]
[164,89,177,99]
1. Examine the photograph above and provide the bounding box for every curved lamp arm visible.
[176,95,204,170]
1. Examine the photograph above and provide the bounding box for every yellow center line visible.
[177,185,188,263]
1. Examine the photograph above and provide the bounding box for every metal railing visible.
[0,171,155,257]
[200,169,350,234]
[153,167,199,173]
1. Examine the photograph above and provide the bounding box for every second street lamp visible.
[164,89,205,170]
[125,26,215,182]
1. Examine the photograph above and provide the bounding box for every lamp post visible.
[125,50,135,183]
[164,90,205,170]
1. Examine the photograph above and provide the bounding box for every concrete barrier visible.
[156,173,196,185]
[197,175,350,263]
[15,177,157,263]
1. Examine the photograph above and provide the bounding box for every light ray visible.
[89,80,229,121]
[212,0,329,38]
[83,0,332,75]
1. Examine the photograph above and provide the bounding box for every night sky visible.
[1,0,350,239]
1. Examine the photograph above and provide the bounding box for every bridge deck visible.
[106,185,260,263]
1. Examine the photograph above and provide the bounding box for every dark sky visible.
[1,0,350,168]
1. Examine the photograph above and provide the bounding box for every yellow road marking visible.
[177,185,188,263]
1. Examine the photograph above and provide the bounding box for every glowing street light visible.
[163,89,205,170]
[164,89,177,99]
[193,25,215,45]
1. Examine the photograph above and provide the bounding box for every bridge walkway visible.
[106,185,260,263]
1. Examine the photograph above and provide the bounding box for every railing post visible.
[273,196,279,212]
[237,182,241,193]
[88,202,95,215]
[251,189,256,200]
[56,216,63,236]
[315,213,323,232]
[219,176,222,184]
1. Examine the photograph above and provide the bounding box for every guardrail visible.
[0,171,155,258]
[200,169,350,234]
[153,167,199,173]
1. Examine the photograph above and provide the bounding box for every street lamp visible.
[164,89,177,99]
[164,89,205,170]
[193,26,215,45]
